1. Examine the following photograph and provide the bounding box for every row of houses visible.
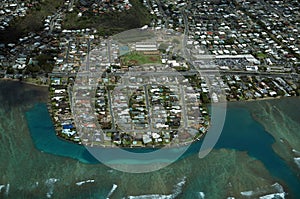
[77,0,132,16]
[223,75,297,101]
[0,0,39,31]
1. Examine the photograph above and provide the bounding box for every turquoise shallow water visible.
[26,103,99,164]
[25,102,300,198]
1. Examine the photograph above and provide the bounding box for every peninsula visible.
[0,0,299,147]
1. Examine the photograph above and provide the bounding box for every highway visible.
[49,69,299,79]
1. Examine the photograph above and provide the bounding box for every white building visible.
[135,42,158,51]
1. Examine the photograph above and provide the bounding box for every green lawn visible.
[121,52,161,66]
[256,52,268,59]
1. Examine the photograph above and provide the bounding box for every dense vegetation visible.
[63,0,152,36]
[0,0,152,44]
[0,0,65,44]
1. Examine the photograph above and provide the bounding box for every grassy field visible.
[63,0,152,36]
[121,52,161,66]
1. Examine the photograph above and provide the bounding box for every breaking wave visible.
[126,177,186,199]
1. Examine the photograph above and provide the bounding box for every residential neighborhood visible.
[0,0,299,147]
[67,29,211,147]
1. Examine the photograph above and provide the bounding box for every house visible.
[246,66,258,72]
[142,134,152,144]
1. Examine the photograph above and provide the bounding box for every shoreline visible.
[3,78,297,150]
[54,128,207,150]
[226,95,283,103]
[0,77,49,88]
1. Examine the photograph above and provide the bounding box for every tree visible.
[6,67,14,74]
[26,65,40,73]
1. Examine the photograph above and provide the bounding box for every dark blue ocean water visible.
[26,103,300,198]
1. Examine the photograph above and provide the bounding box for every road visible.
[179,85,188,129]
[143,84,153,132]
[48,12,61,35]
[49,69,300,80]
[68,0,75,12]
[155,0,169,28]
[107,89,116,131]
[65,40,71,63]
[107,39,112,64]
[86,39,91,71]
